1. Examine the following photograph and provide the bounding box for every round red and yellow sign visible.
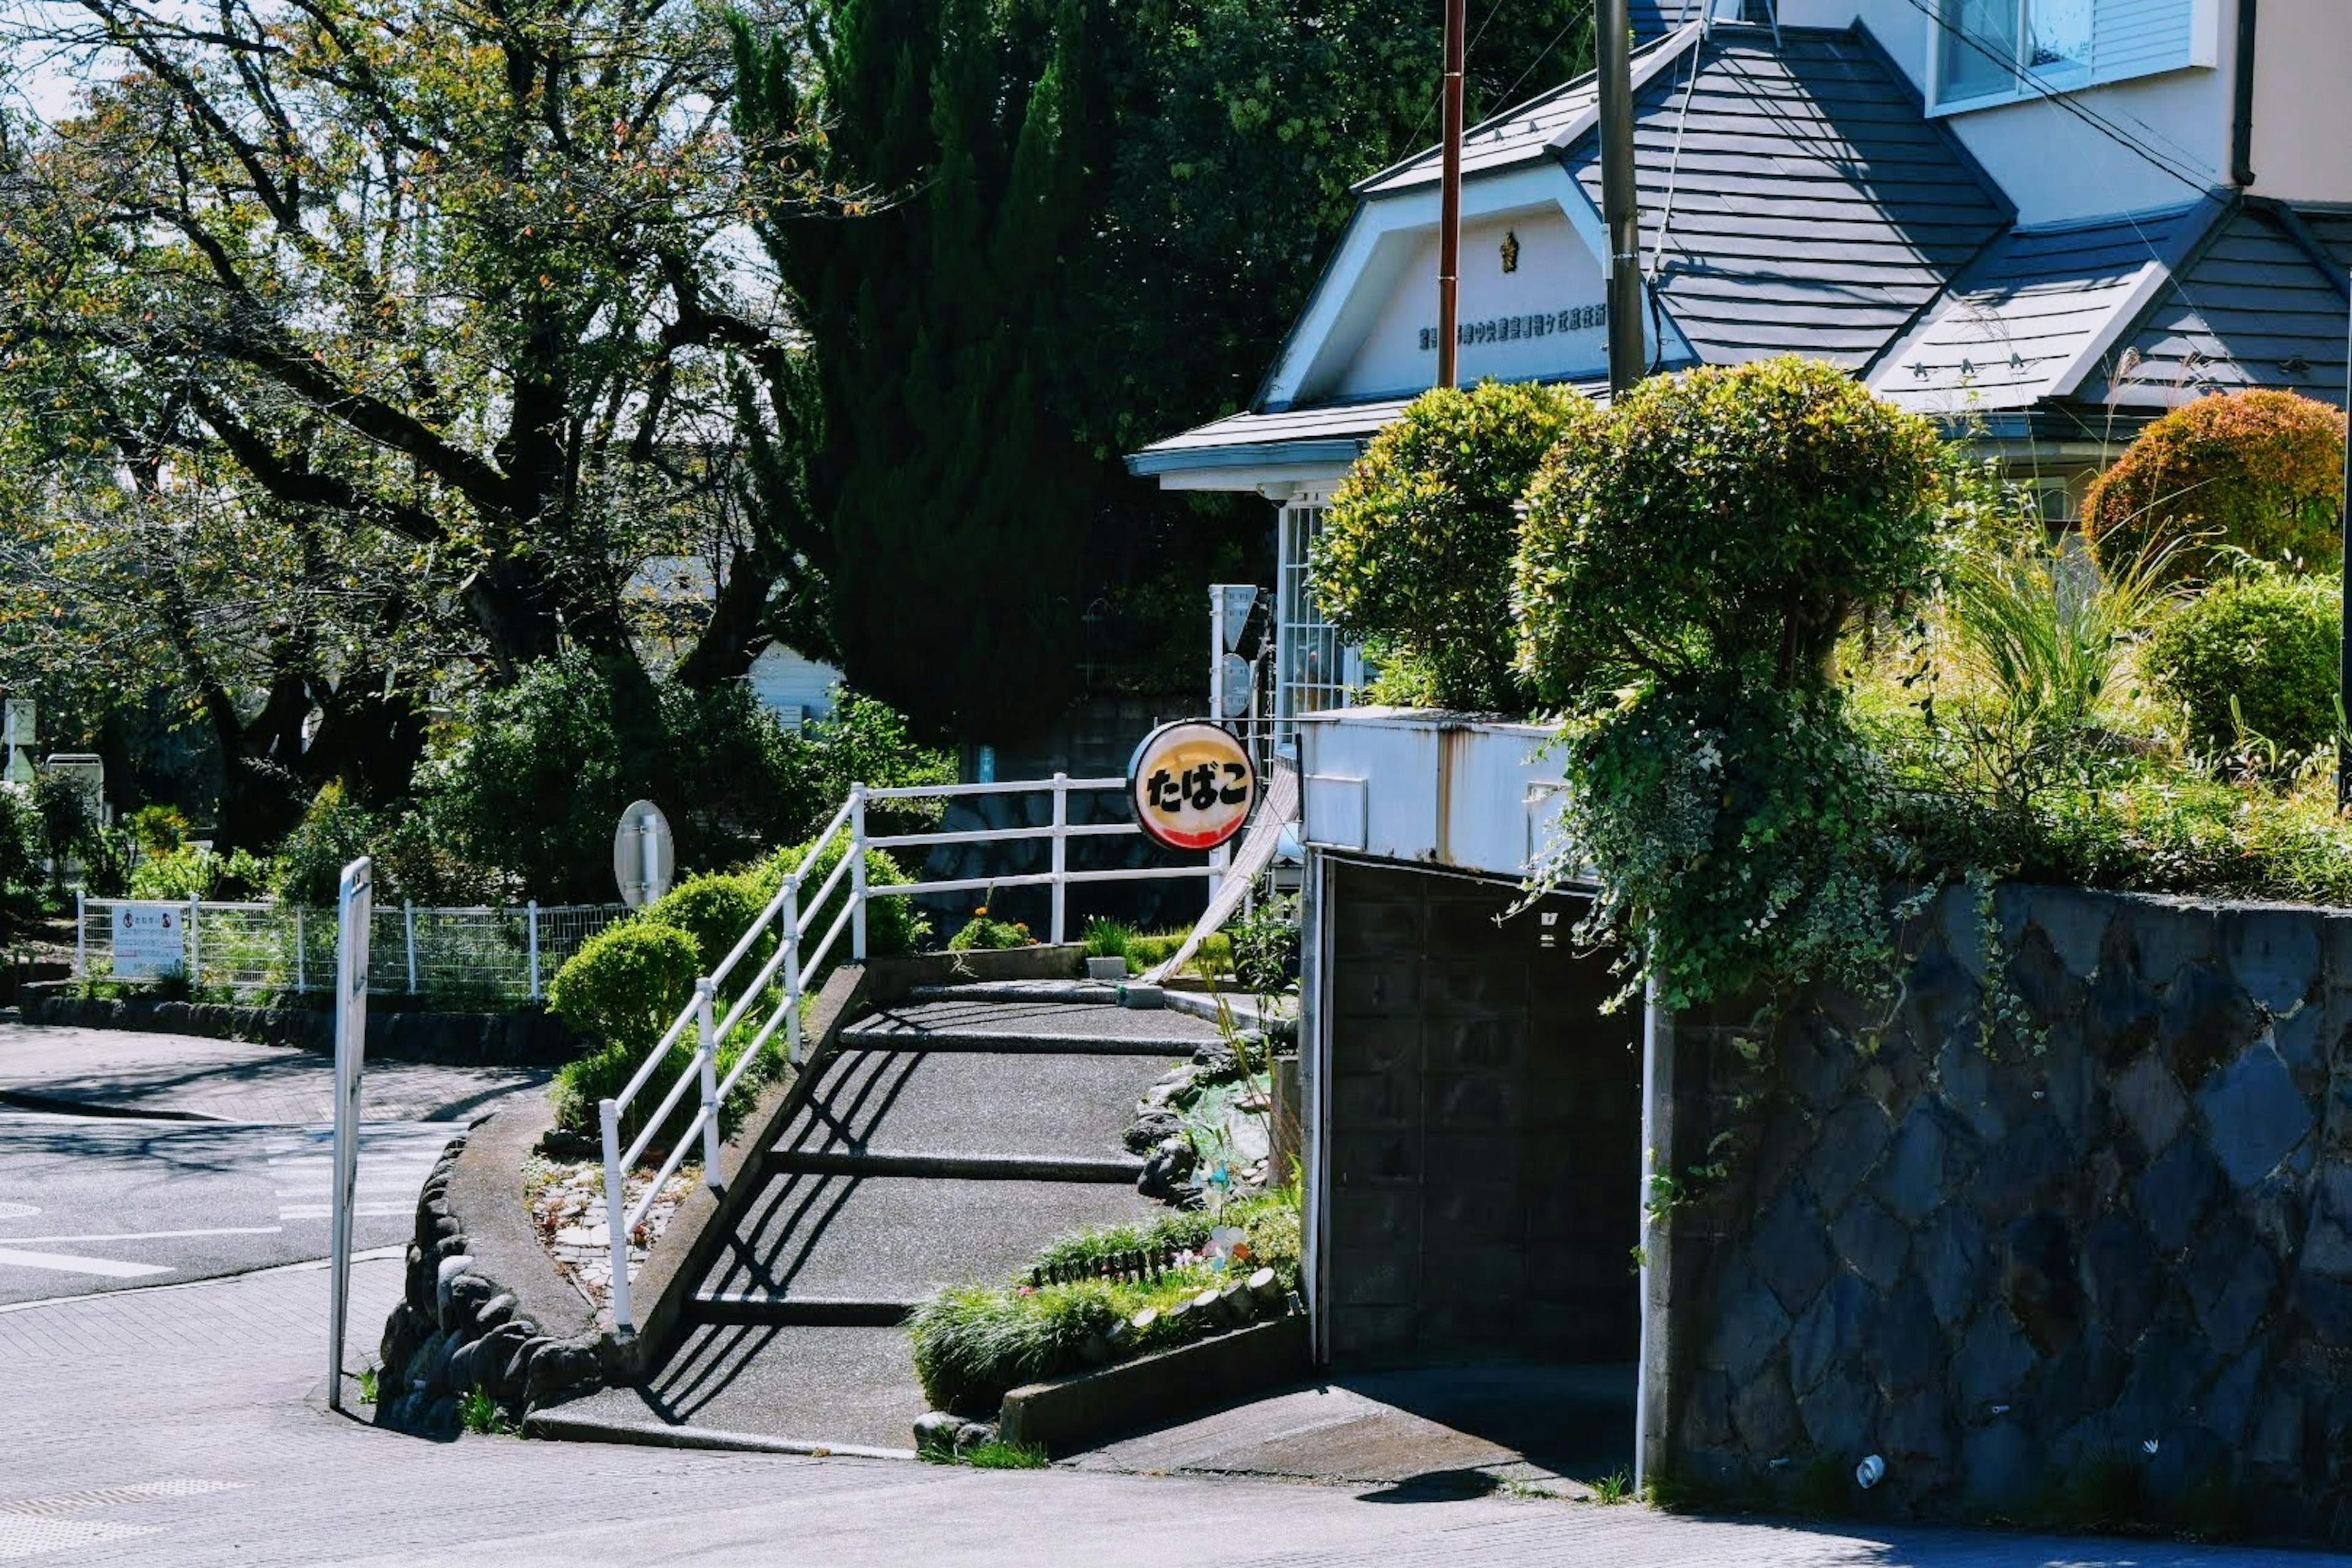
[1128,721,1257,852]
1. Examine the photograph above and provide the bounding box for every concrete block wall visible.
[1324,860,1641,1366]
[1667,883,2352,1539]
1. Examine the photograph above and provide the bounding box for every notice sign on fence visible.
[112,902,185,979]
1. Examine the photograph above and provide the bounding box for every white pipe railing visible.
[595,773,1215,1333]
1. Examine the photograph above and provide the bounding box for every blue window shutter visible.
[2090,0,2197,83]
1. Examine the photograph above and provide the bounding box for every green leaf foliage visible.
[2144,573,2343,755]
[1546,678,1904,1011]
[2082,390,2346,584]
[1515,357,1943,701]
[1312,381,1598,711]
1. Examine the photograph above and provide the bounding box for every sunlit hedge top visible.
[1310,379,1598,712]
[1513,356,1942,699]
[2083,390,2345,583]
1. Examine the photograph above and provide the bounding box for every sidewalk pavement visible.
[0,1019,547,1123]
[2,1251,2341,1566]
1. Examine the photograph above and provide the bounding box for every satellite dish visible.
[613,800,676,908]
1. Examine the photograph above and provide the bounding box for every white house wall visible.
[2248,0,2352,205]
[1775,0,2236,224]
[1265,164,1689,410]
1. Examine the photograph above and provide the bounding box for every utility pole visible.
[1597,0,1646,396]
[1436,0,1466,392]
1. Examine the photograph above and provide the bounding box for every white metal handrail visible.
[596,772,1213,1332]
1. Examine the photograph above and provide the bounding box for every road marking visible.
[276,1203,411,1220]
[0,1246,170,1279]
[0,1204,37,1221]
[0,1226,284,1246]
[0,1477,243,1562]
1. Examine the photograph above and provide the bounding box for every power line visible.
[1896,0,2215,193]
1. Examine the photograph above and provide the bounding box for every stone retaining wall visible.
[1668,883,2352,1540]
[376,1111,611,1430]
[25,990,586,1065]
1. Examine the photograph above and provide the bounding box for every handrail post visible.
[849,784,869,962]
[295,906,306,993]
[74,890,85,978]
[526,900,541,999]
[187,895,201,988]
[600,1098,633,1334]
[403,901,418,995]
[1050,771,1069,945]
[696,977,723,1188]
[782,877,804,1065]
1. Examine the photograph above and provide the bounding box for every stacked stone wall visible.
[1670,883,2352,1539]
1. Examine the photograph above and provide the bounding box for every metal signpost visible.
[326,857,373,1414]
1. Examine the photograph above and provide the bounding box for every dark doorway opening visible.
[1319,858,1643,1482]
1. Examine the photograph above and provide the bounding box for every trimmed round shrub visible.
[2083,390,2345,583]
[545,919,701,1057]
[645,871,772,976]
[1514,356,1942,701]
[1311,379,1599,711]
[2144,573,2342,753]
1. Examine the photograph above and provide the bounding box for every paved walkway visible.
[0,1020,547,1123]
[1,1255,2340,1566]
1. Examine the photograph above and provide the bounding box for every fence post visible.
[849,784,869,963]
[74,890,85,979]
[403,901,418,995]
[782,878,804,1065]
[295,907,307,993]
[187,895,201,987]
[695,978,723,1186]
[1050,771,1069,946]
[527,901,541,1000]
[600,1097,633,1335]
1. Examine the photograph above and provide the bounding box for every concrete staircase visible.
[543,990,1224,1452]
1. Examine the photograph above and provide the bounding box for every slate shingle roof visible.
[2078,202,2352,411]
[1870,203,2218,413]
[1568,28,2011,368]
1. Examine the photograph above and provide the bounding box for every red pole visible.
[1436,0,1465,392]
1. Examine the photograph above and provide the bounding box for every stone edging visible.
[994,1313,1310,1455]
[376,1102,610,1431]
[23,990,588,1065]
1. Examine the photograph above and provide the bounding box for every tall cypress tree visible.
[740,0,1097,741]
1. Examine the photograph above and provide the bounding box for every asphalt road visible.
[0,1111,454,1304]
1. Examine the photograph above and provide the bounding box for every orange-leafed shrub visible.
[2082,390,2345,582]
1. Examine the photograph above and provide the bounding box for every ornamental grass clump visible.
[1311,379,1597,710]
[2082,389,2345,584]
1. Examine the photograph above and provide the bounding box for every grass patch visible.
[1589,1470,1633,1505]
[356,1366,379,1404]
[957,1440,1050,1470]
[1115,930,1234,978]
[458,1385,513,1436]
[907,1185,1302,1415]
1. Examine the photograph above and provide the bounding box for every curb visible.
[521,1409,916,1461]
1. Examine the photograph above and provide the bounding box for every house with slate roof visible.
[1131,0,2352,739]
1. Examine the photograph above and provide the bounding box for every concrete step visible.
[698,1169,1161,1304]
[772,1042,1167,1166]
[766,1148,1144,1182]
[843,998,1223,1057]
[690,1292,917,1327]
[538,1325,927,1453]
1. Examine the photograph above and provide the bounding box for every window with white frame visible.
[1273,497,1365,752]
[1934,0,2203,111]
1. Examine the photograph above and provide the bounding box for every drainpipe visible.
[2230,0,2257,187]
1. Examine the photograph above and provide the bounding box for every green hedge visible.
[2144,573,2343,755]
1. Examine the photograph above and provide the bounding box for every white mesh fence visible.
[72,898,627,1003]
